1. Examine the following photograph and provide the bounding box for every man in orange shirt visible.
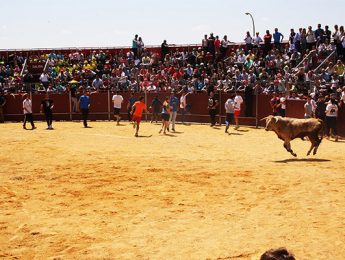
[131,96,149,137]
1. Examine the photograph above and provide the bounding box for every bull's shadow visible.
[273,158,331,163]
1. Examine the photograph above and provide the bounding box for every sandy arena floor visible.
[1,121,345,259]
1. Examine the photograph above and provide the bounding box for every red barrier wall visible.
[2,93,344,136]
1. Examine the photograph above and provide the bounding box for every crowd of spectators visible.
[0,23,344,103]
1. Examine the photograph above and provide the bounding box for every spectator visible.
[39,71,50,89]
[244,31,253,54]
[304,95,315,118]
[207,33,216,57]
[220,35,231,58]
[92,75,103,91]
[273,28,284,50]
[270,92,281,116]
[315,23,325,43]
[137,37,144,57]
[263,30,272,56]
[161,40,169,62]
[132,34,139,58]
[306,26,316,51]
[260,247,295,260]
[253,32,263,49]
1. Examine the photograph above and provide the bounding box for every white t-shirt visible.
[341,91,345,104]
[234,95,243,110]
[112,95,123,109]
[325,103,338,117]
[225,99,235,113]
[280,97,286,109]
[23,99,32,114]
[180,95,187,109]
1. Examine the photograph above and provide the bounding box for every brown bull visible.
[262,115,323,157]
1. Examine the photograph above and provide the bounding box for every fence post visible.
[144,90,148,121]
[218,90,222,126]
[69,91,72,121]
[255,91,259,128]
[107,89,111,121]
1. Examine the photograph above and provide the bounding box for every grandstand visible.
[0,31,344,135]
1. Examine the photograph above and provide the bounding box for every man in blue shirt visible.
[169,91,179,131]
[273,28,284,50]
[79,90,90,128]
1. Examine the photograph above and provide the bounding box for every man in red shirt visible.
[263,30,272,56]
[131,96,149,137]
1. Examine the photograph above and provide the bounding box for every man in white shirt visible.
[234,93,243,130]
[112,91,123,125]
[23,94,36,130]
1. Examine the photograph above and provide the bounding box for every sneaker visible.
[234,126,239,130]
[32,126,37,130]
[135,133,138,137]
[172,128,175,132]
[23,125,26,130]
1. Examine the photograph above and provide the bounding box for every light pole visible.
[245,12,255,37]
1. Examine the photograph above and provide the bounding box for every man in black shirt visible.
[40,93,54,129]
[208,91,218,127]
[150,95,162,123]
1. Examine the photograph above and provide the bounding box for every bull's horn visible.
[260,117,268,121]
[274,117,279,123]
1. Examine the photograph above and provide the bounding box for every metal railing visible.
[313,50,336,72]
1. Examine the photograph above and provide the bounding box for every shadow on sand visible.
[273,158,331,163]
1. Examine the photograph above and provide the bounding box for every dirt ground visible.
[1,121,345,259]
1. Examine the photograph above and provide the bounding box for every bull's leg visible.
[284,140,297,157]
[307,136,315,156]
[313,137,322,155]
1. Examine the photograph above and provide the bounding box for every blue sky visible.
[1,0,344,49]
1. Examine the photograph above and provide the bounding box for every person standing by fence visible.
[208,91,218,127]
[23,94,36,130]
[112,91,123,125]
[79,90,90,128]
[325,98,339,141]
[169,91,179,132]
[40,93,54,129]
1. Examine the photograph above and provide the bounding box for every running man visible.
[159,96,170,134]
[224,94,235,133]
[23,93,36,130]
[112,91,123,125]
[131,96,149,137]
[234,92,243,130]
[40,93,54,129]
[79,90,90,128]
